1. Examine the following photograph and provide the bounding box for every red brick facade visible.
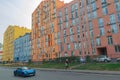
[57,0,120,58]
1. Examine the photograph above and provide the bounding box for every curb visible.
[35,68,120,75]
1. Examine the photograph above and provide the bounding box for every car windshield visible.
[21,67,29,70]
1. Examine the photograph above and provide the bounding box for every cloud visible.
[0,0,72,43]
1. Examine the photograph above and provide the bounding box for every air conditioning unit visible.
[107,29,111,33]
[96,5,100,9]
[97,34,100,37]
[119,23,120,27]
[107,2,111,5]
[107,22,111,25]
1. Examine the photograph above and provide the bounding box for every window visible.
[64,30,66,36]
[92,48,96,54]
[86,32,88,39]
[75,10,79,18]
[101,0,106,4]
[64,8,68,15]
[90,30,94,39]
[102,7,108,15]
[78,42,82,49]
[84,15,86,23]
[98,18,104,27]
[89,22,93,30]
[84,42,86,49]
[59,24,62,30]
[110,14,116,24]
[92,11,97,18]
[58,32,60,38]
[111,24,118,33]
[107,36,113,45]
[80,7,83,16]
[72,19,75,25]
[64,37,66,43]
[79,51,82,55]
[114,0,119,3]
[78,34,80,41]
[91,40,95,48]
[67,44,70,50]
[71,4,75,12]
[57,32,61,44]
[46,36,48,47]
[51,23,54,32]
[74,43,77,50]
[71,51,74,56]
[117,12,120,22]
[88,13,91,21]
[77,26,80,33]
[59,11,62,17]
[75,18,79,24]
[70,28,73,35]
[115,45,120,52]
[61,44,64,51]
[65,22,69,28]
[65,15,69,22]
[100,27,105,36]
[92,2,96,11]
[91,0,95,3]
[86,0,91,5]
[115,2,120,11]
[82,25,85,32]
[96,38,101,46]
[59,18,62,24]
[101,0,107,7]
[70,35,74,42]
[81,0,84,7]
[87,5,91,13]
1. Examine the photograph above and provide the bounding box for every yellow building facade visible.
[32,0,64,61]
[3,25,31,62]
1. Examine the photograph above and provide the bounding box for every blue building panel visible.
[14,33,31,62]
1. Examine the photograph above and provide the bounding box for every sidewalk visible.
[35,68,120,75]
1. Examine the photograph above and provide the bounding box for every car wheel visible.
[14,72,17,76]
[14,73,17,76]
[22,72,26,77]
[33,73,35,76]
[104,60,107,62]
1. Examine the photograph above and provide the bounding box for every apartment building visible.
[57,0,120,58]
[32,0,64,61]
[3,25,31,62]
[14,33,31,62]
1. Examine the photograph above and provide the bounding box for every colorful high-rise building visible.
[32,0,64,61]
[3,25,31,62]
[56,0,120,58]
[14,33,31,62]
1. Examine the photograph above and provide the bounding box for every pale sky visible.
[0,0,73,44]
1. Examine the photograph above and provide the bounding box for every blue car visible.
[14,67,36,77]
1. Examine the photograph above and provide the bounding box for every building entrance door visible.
[97,47,107,55]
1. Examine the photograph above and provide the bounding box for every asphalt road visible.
[0,67,120,80]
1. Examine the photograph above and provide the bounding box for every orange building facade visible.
[32,0,64,61]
